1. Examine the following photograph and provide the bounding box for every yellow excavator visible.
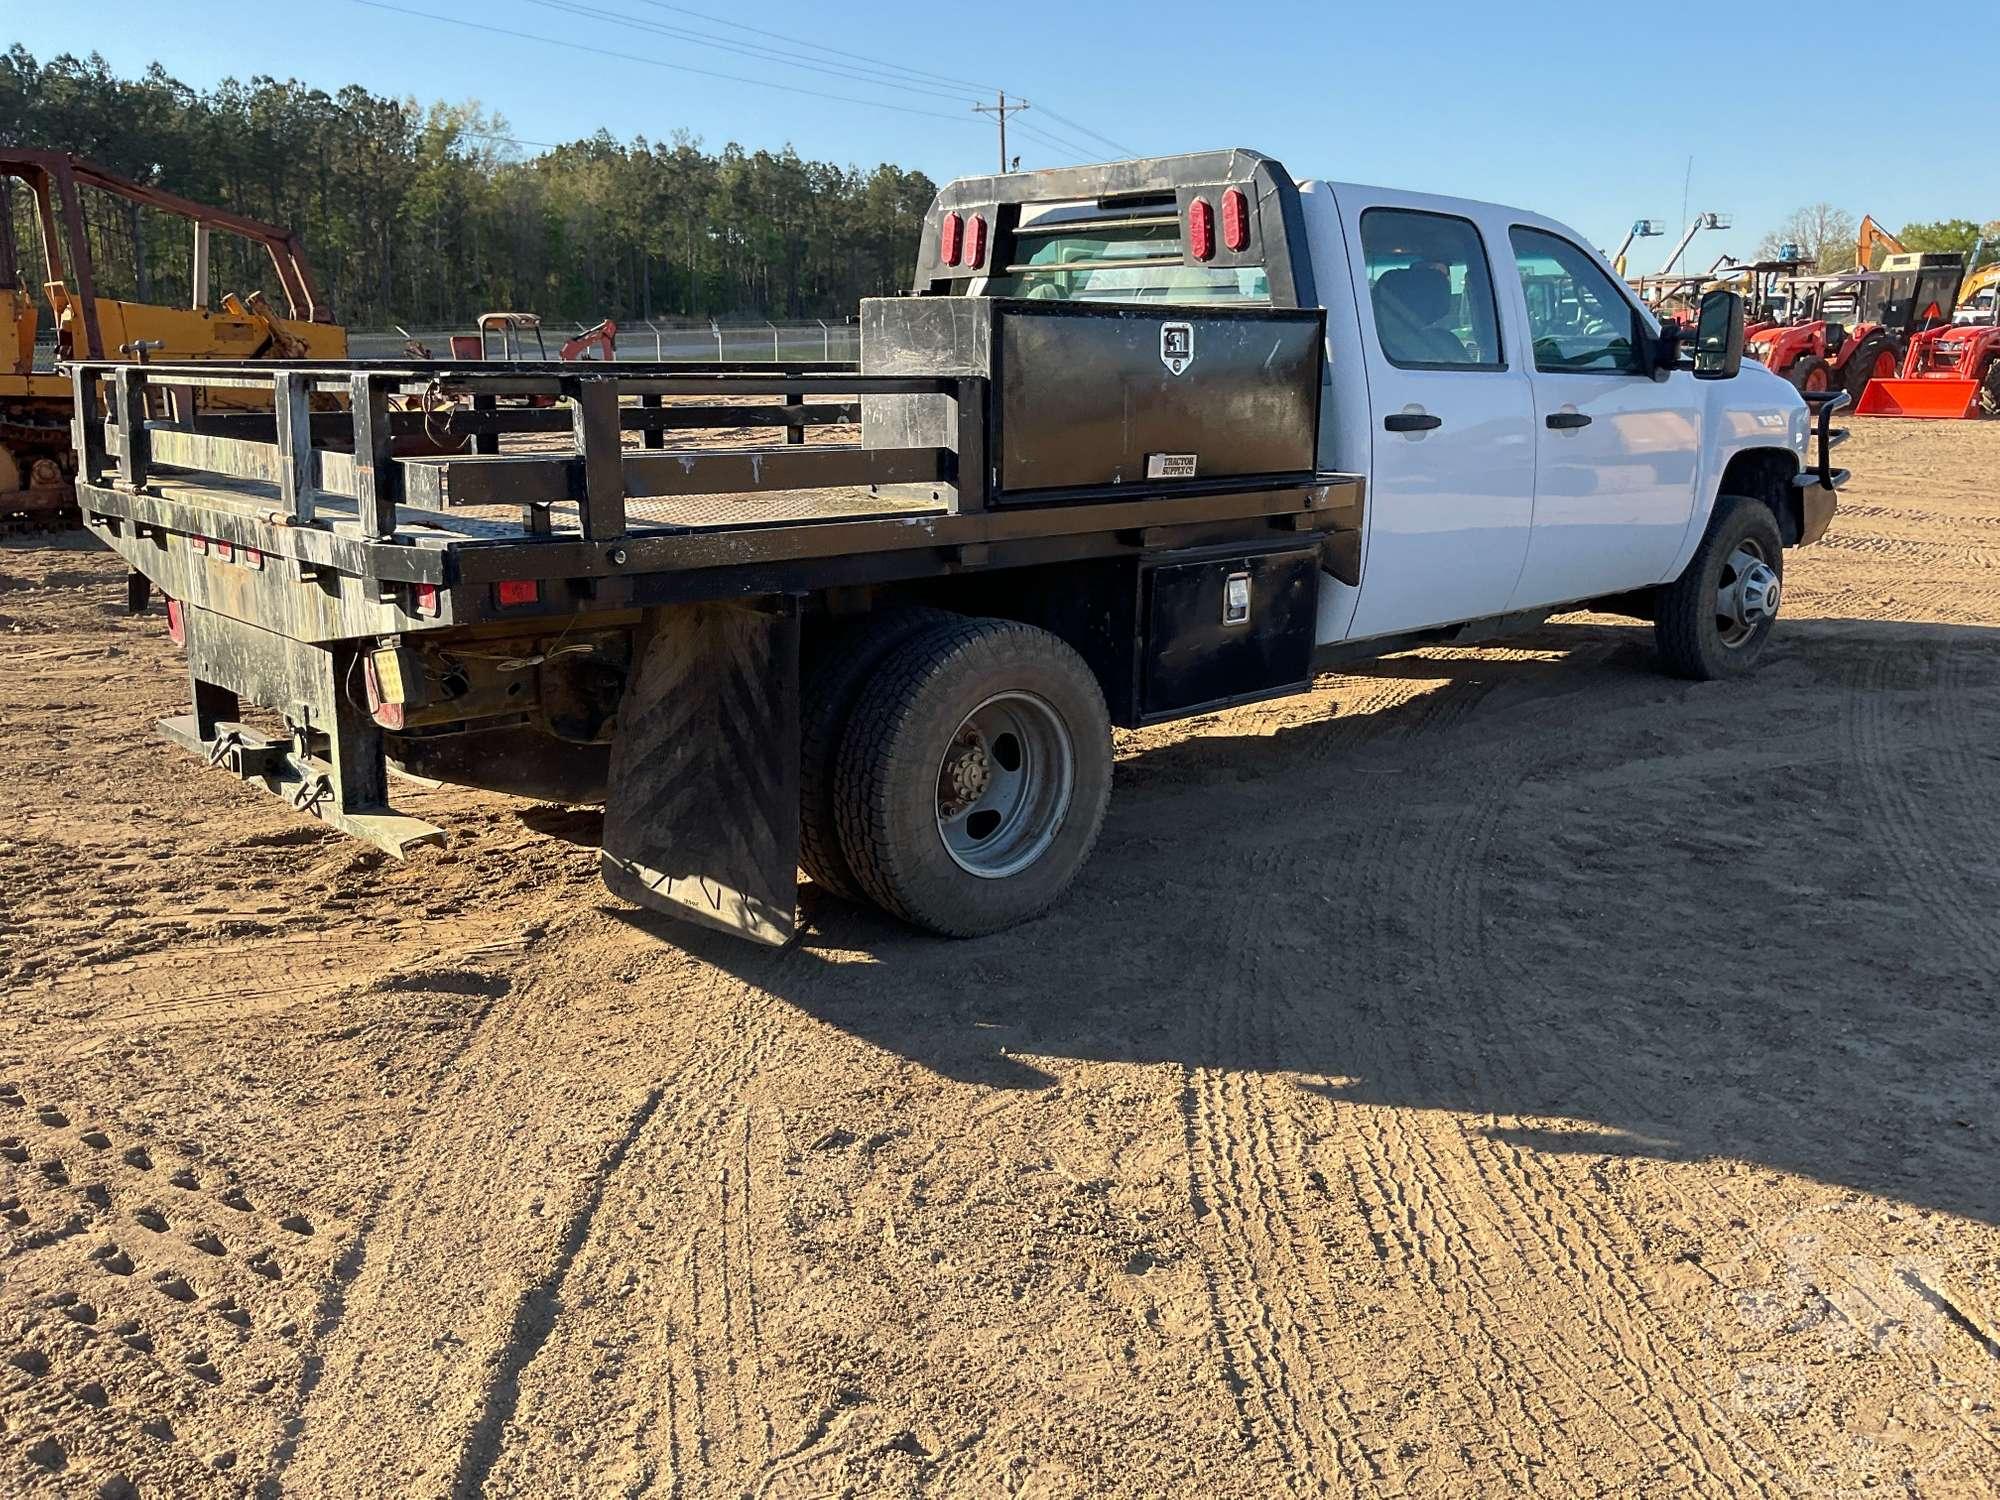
[1,149,345,527]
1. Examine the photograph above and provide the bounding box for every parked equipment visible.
[0,149,342,528]
[1745,252,1964,402]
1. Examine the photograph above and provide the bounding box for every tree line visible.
[0,46,940,330]
[1756,204,2000,273]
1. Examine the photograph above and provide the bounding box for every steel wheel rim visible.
[934,691,1074,879]
[1715,537,1779,649]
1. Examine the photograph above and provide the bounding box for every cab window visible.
[1510,227,1646,374]
[1358,209,1503,370]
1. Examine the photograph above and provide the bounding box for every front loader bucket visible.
[1854,377,1980,419]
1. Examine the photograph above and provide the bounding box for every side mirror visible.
[1693,289,1744,380]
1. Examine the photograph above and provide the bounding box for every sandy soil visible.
[3,420,1999,1498]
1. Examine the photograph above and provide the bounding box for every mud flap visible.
[599,600,801,945]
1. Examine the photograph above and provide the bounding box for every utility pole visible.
[972,92,1029,174]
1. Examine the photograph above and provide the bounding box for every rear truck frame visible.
[70,296,1361,944]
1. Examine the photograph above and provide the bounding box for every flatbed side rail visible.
[66,358,989,543]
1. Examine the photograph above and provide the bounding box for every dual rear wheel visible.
[802,614,1113,936]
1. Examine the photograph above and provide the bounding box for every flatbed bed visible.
[69,298,1362,942]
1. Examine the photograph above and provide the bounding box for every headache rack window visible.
[975,210,1270,306]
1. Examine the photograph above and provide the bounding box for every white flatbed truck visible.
[70,149,1847,944]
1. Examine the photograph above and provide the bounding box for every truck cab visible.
[921,148,1839,675]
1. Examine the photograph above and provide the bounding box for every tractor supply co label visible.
[1146,453,1198,479]
[1160,321,1194,376]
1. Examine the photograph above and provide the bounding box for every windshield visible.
[975,213,1270,305]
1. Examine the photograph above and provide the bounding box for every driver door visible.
[1505,226,1701,609]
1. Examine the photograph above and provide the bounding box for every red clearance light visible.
[412,582,443,618]
[241,545,263,571]
[165,597,185,646]
[214,538,234,562]
[966,213,988,270]
[1222,187,1250,252]
[1188,197,1216,262]
[190,535,208,555]
[941,211,964,267]
[495,579,540,608]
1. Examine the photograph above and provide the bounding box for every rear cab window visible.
[971,201,1271,306]
[1358,208,1504,370]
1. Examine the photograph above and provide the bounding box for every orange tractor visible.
[1855,320,2000,418]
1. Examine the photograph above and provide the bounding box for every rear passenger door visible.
[1504,226,1701,609]
[1341,197,1537,641]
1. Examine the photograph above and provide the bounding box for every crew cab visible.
[69,149,1845,946]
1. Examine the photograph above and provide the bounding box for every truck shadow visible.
[607,614,2000,1229]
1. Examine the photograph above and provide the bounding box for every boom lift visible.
[0,149,343,527]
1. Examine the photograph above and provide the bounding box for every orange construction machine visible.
[1855,320,2000,418]
[1,149,344,527]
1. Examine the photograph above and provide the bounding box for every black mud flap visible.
[599,600,801,945]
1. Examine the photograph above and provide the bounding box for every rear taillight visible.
[966,213,987,270]
[941,212,963,267]
[1188,198,1215,262]
[412,582,442,617]
[165,597,184,646]
[1222,188,1250,252]
[495,579,540,608]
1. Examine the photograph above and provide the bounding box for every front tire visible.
[1654,496,1785,681]
[831,617,1112,937]
[1843,337,1899,406]
[1788,355,1832,396]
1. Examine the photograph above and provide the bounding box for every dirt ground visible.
[3,419,2000,1499]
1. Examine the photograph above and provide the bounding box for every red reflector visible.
[966,213,988,270]
[941,211,963,267]
[241,546,263,571]
[412,582,442,617]
[214,538,234,563]
[495,579,540,608]
[191,535,208,555]
[165,597,185,646]
[1189,197,1216,262]
[1222,187,1250,252]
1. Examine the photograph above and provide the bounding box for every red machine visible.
[1855,322,2000,418]
[1745,252,1965,402]
[559,318,617,362]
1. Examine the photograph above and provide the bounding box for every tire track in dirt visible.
[469,949,807,1498]
[1173,666,1520,1495]
[1316,659,1772,1495]
[1843,646,2000,974]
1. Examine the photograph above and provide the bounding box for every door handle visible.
[1383,412,1443,433]
[1546,411,1592,430]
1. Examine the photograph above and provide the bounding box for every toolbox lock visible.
[1223,572,1252,627]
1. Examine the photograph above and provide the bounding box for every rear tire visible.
[1655,496,1785,681]
[832,617,1112,937]
[1788,355,1832,396]
[798,607,955,901]
[1979,360,2000,420]
[1843,338,1898,405]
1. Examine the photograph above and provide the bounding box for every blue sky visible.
[9,0,1995,268]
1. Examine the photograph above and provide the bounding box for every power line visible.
[346,0,980,124]
[1009,117,1109,164]
[1029,104,1137,160]
[628,0,999,94]
[524,0,982,104]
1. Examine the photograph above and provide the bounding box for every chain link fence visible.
[344,319,860,364]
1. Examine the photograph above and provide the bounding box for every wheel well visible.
[1717,447,1804,546]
